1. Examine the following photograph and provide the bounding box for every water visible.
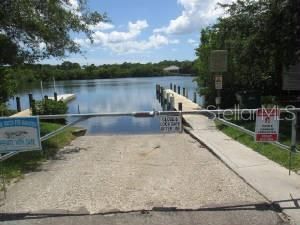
[8,76,201,134]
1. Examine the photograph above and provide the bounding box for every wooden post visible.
[44,95,48,100]
[160,87,164,104]
[170,83,173,90]
[186,88,189,98]
[16,97,21,112]
[31,99,36,115]
[164,93,168,111]
[54,92,58,101]
[178,86,181,95]
[193,92,197,103]
[170,96,175,110]
[156,84,160,100]
[183,88,186,97]
[28,93,33,108]
[174,85,176,93]
[166,93,170,110]
[178,102,183,111]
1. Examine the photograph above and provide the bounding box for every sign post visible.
[255,109,280,142]
[210,50,228,108]
[0,117,42,153]
[215,75,223,90]
[160,114,182,133]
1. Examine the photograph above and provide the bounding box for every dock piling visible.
[178,86,181,95]
[31,99,36,115]
[28,94,33,108]
[174,85,176,93]
[170,96,175,110]
[183,88,186,97]
[16,97,21,112]
[160,87,164,104]
[193,92,197,103]
[178,102,183,111]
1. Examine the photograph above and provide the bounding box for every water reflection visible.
[8,76,200,134]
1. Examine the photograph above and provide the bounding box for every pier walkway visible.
[164,88,300,225]
[164,89,200,111]
[11,94,75,117]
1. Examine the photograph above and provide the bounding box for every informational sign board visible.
[210,50,228,72]
[282,63,300,90]
[215,75,223,90]
[0,117,41,153]
[160,115,182,133]
[255,109,280,142]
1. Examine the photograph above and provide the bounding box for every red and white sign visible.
[255,108,280,142]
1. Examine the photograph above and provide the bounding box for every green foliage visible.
[32,99,68,124]
[0,0,105,64]
[195,0,300,107]
[1,122,77,185]
[0,103,16,116]
[33,99,68,116]
[5,60,196,82]
[0,68,17,102]
[216,120,300,171]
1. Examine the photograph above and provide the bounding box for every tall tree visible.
[195,0,300,107]
[0,0,105,103]
[0,0,105,64]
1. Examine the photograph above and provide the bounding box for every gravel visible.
[1,133,266,214]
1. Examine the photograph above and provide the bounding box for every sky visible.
[43,0,230,65]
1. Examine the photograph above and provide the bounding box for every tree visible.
[0,0,106,65]
[195,0,300,107]
[0,0,105,103]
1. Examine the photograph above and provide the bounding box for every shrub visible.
[32,99,68,124]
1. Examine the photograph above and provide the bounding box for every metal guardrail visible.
[1,108,299,163]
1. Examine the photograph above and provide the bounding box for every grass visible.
[215,119,300,172]
[0,122,77,187]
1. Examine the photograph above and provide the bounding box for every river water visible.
[8,76,201,134]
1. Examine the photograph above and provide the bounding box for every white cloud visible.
[92,20,148,44]
[154,0,233,35]
[89,22,115,31]
[106,34,171,54]
[187,38,198,47]
[169,39,180,44]
[187,38,196,44]
[68,0,79,10]
[75,20,178,54]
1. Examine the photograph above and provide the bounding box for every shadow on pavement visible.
[1,199,299,222]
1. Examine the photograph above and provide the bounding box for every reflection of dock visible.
[11,94,76,117]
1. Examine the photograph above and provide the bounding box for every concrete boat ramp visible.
[0,89,297,225]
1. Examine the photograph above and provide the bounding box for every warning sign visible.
[160,115,182,133]
[255,109,280,142]
[0,117,41,153]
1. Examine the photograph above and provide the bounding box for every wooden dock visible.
[164,89,201,111]
[48,94,76,103]
[10,94,76,117]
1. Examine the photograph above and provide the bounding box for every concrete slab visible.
[183,114,300,225]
